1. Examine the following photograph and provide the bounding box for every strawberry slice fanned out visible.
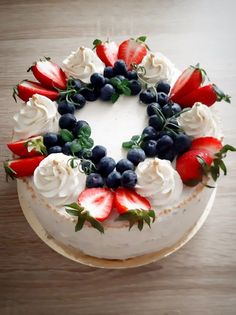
[114,188,155,231]
[118,36,148,70]
[93,39,118,67]
[13,80,59,102]
[7,136,47,158]
[28,57,67,90]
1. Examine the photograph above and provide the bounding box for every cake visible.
[5,36,235,262]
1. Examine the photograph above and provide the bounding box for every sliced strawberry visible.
[170,64,206,102]
[7,136,47,158]
[28,58,67,90]
[191,137,223,158]
[4,155,45,179]
[118,36,148,70]
[78,188,114,222]
[93,39,118,67]
[13,80,59,102]
[176,149,213,186]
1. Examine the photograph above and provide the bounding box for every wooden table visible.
[0,0,236,314]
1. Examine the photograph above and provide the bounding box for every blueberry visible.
[157,92,168,106]
[91,145,107,163]
[90,73,106,88]
[162,103,174,118]
[146,103,162,116]
[121,170,137,189]
[104,78,110,84]
[71,94,86,109]
[149,115,165,131]
[73,120,89,137]
[126,70,138,80]
[106,171,121,189]
[97,156,116,176]
[59,113,77,130]
[139,89,157,104]
[156,81,171,95]
[127,148,146,166]
[171,103,182,114]
[57,100,75,115]
[129,80,142,96]
[156,135,174,154]
[141,140,157,157]
[174,134,192,154]
[116,75,126,81]
[43,132,59,148]
[62,142,72,155]
[100,84,115,101]
[69,78,82,90]
[158,148,176,162]
[116,159,135,173]
[86,173,104,188]
[80,87,99,101]
[104,66,114,78]
[113,60,128,76]
[48,146,62,154]
[142,126,158,140]
[167,118,179,130]
[156,130,176,140]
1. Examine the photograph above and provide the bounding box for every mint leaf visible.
[70,139,82,154]
[137,36,147,42]
[59,129,74,142]
[111,92,120,103]
[79,125,91,138]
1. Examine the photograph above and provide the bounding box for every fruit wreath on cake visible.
[5,36,236,260]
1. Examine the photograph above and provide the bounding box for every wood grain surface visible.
[0,0,236,314]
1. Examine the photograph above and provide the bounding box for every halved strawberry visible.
[191,137,223,158]
[4,155,45,179]
[174,84,231,108]
[170,64,206,102]
[118,36,148,70]
[93,39,118,67]
[7,136,47,158]
[28,58,67,90]
[13,80,59,102]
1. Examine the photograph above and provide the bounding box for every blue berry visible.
[97,156,116,176]
[167,118,179,130]
[156,135,174,154]
[139,89,156,104]
[106,171,121,189]
[71,94,86,109]
[156,81,171,95]
[57,100,75,115]
[156,130,176,140]
[158,148,176,162]
[90,73,106,88]
[162,103,174,118]
[80,87,99,101]
[157,92,168,106]
[171,103,182,114]
[91,145,107,163]
[127,148,146,166]
[116,75,126,81]
[142,126,158,140]
[104,66,114,78]
[116,159,135,173]
[149,115,165,131]
[129,80,142,96]
[100,84,115,101]
[43,132,59,148]
[73,120,89,137]
[59,113,77,130]
[174,134,192,154]
[48,146,62,154]
[126,70,138,80]
[121,170,137,189]
[146,102,162,116]
[86,173,104,188]
[113,60,128,76]
[141,140,157,157]
[69,78,82,90]
[62,142,72,155]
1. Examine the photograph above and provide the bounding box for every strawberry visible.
[170,64,206,102]
[7,136,47,158]
[4,155,45,179]
[114,188,155,231]
[13,80,59,102]
[118,36,148,70]
[174,84,231,108]
[28,57,67,90]
[93,39,118,67]
[190,137,223,158]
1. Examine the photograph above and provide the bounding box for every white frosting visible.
[135,158,183,207]
[140,52,176,84]
[33,153,86,208]
[13,94,59,141]
[177,102,220,138]
[63,47,105,83]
